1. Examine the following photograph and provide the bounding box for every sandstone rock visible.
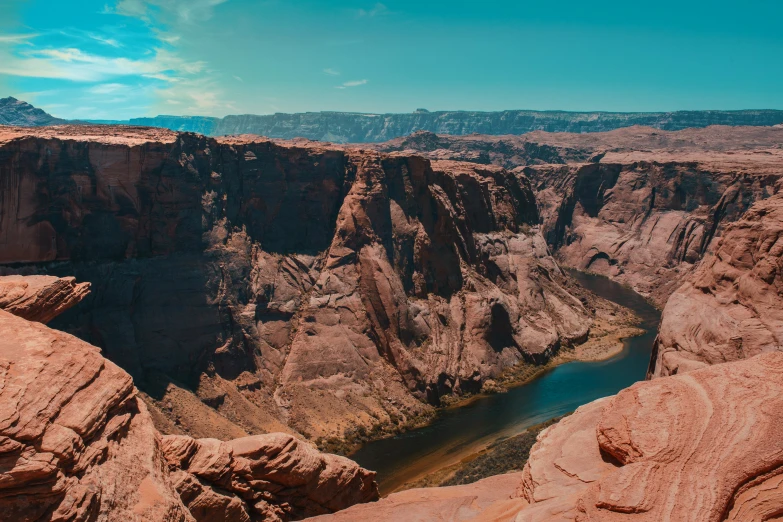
[0,275,90,323]
[649,191,783,377]
[0,126,590,442]
[308,472,528,522]
[372,126,783,307]
[161,433,378,521]
[0,308,192,522]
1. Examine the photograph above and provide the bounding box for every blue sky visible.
[0,0,781,119]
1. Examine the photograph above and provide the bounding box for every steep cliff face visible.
[0,126,590,443]
[374,126,783,306]
[0,276,378,522]
[122,110,783,142]
[649,191,783,377]
[318,352,783,521]
[527,153,783,306]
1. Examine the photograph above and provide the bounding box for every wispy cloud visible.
[88,83,129,94]
[335,79,368,89]
[0,34,39,45]
[114,0,230,24]
[0,46,206,83]
[87,32,122,48]
[233,75,243,82]
[357,3,388,17]
[323,68,340,76]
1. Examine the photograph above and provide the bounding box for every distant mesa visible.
[2,96,783,143]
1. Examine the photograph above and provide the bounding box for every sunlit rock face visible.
[649,190,783,378]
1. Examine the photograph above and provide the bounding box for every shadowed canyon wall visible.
[0,126,589,445]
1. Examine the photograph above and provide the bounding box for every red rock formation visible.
[162,433,377,521]
[0,126,590,442]
[373,126,783,306]
[0,308,191,522]
[649,191,783,377]
[0,275,90,323]
[0,276,378,521]
[318,352,783,521]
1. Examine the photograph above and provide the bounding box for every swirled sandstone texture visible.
[318,352,783,521]
[649,191,783,377]
[373,126,783,306]
[0,126,589,444]
[0,275,90,323]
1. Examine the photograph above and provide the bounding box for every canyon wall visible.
[376,126,783,306]
[122,110,783,143]
[0,126,589,444]
[649,191,783,377]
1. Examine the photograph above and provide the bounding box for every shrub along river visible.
[351,270,661,494]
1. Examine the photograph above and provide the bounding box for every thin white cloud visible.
[0,34,39,45]
[233,75,243,82]
[335,79,368,89]
[0,46,206,83]
[323,68,340,76]
[114,0,230,24]
[88,83,128,94]
[87,33,122,48]
[357,3,389,17]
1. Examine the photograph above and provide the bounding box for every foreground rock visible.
[649,191,783,377]
[0,126,590,444]
[0,308,191,522]
[162,433,377,521]
[0,275,90,323]
[0,277,378,521]
[318,352,783,521]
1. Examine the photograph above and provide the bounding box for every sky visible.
[0,0,781,120]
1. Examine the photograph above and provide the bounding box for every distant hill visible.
[122,109,783,143]
[0,97,67,126]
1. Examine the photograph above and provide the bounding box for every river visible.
[350,270,661,494]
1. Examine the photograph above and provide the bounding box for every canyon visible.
[1,121,782,521]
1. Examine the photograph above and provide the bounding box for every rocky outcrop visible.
[319,352,783,521]
[0,276,378,521]
[0,126,589,444]
[123,110,783,142]
[161,433,377,521]
[0,97,67,126]
[0,275,90,323]
[0,307,191,522]
[649,191,783,377]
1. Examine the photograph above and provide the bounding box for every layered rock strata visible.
[649,191,783,377]
[0,275,378,521]
[0,275,90,323]
[374,126,783,306]
[319,352,783,521]
[0,126,589,443]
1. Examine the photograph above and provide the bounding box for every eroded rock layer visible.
[374,126,783,306]
[649,191,783,377]
[0,126,589,443]
[0,275,90,324]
